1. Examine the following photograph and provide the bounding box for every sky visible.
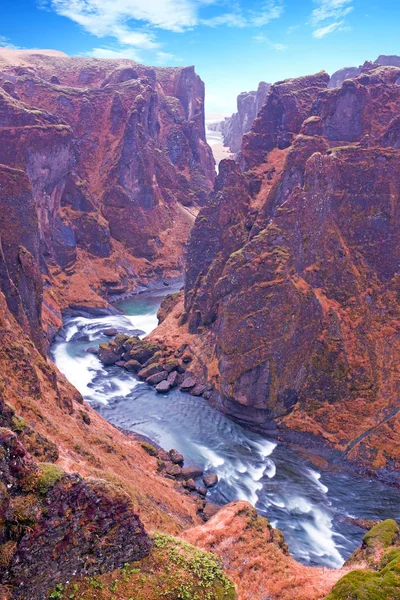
[1,0,399,113]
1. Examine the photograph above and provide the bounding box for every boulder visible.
[98,343,121,365]
[196,485,208,497]
[138,363,164,379]
[156,380,171,393]
[179,376,197,391]
[166,463,182,477]
[203,473,218,488]
[169,449,184,465]
[163,357,180,373]
[186,478,197,491]
[86,347,98,355]
[103,328,118,337]
[123,360,142,372]
[146,371,168,386]
[128,341,159,364]
[179,466,203,481]
[190,384,207,397]
[167,371,179,388]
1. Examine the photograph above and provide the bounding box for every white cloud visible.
[311,0,353,24]
[0,35,21,50]
[252,34,287,50]
[312,20,344,38]
[41,0,285,64]
[86,46,142,61]
[310,0,353,37]
[155,51,183,64]
[202,1,284,28]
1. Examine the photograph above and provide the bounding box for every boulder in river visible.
[86,347,99,355]
[167,371,179,388]
[156,380,171,393]
[203,473,218,488]
[103,327,118,337]
[179,466,203,480]
[146,371,168,386]
[123,359,142,372]
[190,383,207,397]
[169,449,184,465]
[180,376,197,391]
[139,362,164,379]
[98,342,122,365]
[128,341,159,364]
[196,485,208,497]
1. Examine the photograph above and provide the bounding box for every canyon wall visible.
[0,49,215,339]
[176,63,400,481]
[210,81,271,154]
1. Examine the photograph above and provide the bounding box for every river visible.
[52,285,400,570]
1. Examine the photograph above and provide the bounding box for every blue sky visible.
[1,0,399,113]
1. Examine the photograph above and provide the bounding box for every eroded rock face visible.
[0,50,215,322]
[0,426,150,599]
[182,65,400,478]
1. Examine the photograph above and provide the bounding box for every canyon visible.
[1,46,400,600]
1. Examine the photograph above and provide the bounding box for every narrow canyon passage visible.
[52,286,400,571]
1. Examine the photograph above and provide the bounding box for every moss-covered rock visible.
[346,519,400,569]
[53,532,236,600]
[327,520,400,599]
[35,463,64,495]
[326,549,400,600]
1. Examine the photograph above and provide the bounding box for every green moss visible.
[326,550,400,600]
[11,414,28,433]
[36,463,64,496]
[363,520,399,550]
[140,442,158,457]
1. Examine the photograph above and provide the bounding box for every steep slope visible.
[0,49,215,338]
[159,64,400,482]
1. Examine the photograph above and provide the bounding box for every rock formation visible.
[0,49,215,339]
[159,62,400,482]
[328,54,400,88]
[211,81,271,154]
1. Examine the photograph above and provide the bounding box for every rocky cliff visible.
[0,49,215,339]
[160,62,400,482]
[328,54,400,88]
[211,81,271,154]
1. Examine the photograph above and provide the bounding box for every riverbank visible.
[52,286,400,571]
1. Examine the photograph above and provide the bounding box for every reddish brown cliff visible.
[166,64,400,480]
[0,49,215,336]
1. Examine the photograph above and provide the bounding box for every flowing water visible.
[52,286,400,569]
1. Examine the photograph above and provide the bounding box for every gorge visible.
[1,45,400,600]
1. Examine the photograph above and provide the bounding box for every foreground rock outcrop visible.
[0,425,150,599]
[158,62,400,482]
[0,49,215,337]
